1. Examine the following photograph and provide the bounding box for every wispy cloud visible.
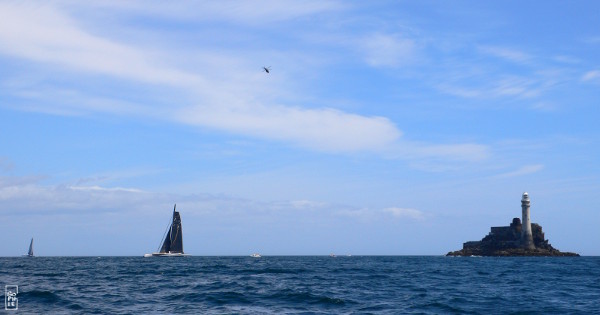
[335,206,430,221]
[0,2,489,163]
[0,175,46,188]
[177,104,401,152]
[79,0,344,26]
[383,207,427,220]
[582,36,600,45]
[1,174,430,227]
[478,45,531,64]
[389,142,491,166]
[0,3,201,87]
[68,185,145,193]
[432,42,578,103]
[0,157,15,173]
[491,76,540,98]
[0,177,153,214]
[289,199,327,209]
[581,70,600,82]
[530,102,557,112]
[0,2,403,154]
[552,55,580,64]
[438,74,545,100]
[411,143,490,162]
[494,164,544,179]
[362,33,416,67]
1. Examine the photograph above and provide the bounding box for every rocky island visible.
[447,192,579,257]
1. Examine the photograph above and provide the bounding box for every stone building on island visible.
[447,192,579,256]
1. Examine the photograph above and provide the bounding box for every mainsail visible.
[27,238,34,257]
[158,205,184,254]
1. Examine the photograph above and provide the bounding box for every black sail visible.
[28,238,34,257]
[169,211,183,253]
[159,205,184,254]
[159,226,172,253]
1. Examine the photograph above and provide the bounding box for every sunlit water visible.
[1,256,598,314]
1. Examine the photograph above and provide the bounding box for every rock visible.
[446,217,579,257]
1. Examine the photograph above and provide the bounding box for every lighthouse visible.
[520,192,535,249]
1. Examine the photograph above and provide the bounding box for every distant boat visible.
[250,253,261,258]
[23,238,34,257]
[144,205,189,257]
[329,253,336,257]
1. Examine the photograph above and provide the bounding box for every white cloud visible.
[76,0,344,25]
[0,2,489,162]
[0,157,15,172]
[438,76,545,100]
[0,179,152,214]
[1,172,434,226]
[0,2,403,154]
[362,33,416,67]
[68,185,145,193]
[0,175,396,226]
[531,102,557,112]
[383,207,426,220]
[388,141,490,165]
[552,55,580,64]
[494,164,544,179]
[436,45,571,102]
[478,46,531,63]
[412,143,490,162]
[491,77,540,98]
[186,0,343,24]
[177,104,401,152]
[0,3,202,87]
[336,206,429,222]
[289,199,327,209]
[583,36,600,45]
[436,84,483,98]
[581,70,600,82]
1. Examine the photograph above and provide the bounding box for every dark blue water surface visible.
[1,256,599,314]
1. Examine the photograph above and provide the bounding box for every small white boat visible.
[250,253,261,258]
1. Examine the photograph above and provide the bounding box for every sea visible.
[1,256,599,314]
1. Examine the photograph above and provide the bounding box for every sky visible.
[1,1,599,256]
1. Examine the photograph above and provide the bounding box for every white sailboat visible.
[144,205,189,257]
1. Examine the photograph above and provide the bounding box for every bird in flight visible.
[263,66,271,73]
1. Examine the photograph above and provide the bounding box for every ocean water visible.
[1,256,598,314]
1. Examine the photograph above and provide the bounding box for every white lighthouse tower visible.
[520,192,535,249]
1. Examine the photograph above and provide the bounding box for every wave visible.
[2,256,599,314]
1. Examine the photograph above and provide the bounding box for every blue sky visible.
[1,1,599,256]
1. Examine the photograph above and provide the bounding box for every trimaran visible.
[144,204,189,257]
